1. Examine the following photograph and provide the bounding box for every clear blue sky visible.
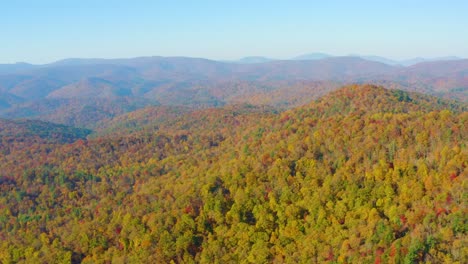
[1,0,467,64]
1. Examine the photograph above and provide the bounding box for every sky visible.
[1,0,467,64]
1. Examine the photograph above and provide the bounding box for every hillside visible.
[305,84,467,115]
[47,78,132,99]
[92,104,276,138]
[0,119,91,181]
[0,118,91,143]
[2,97,155,128]
[0,85,466,263]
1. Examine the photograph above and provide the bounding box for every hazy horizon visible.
[2,53,466,66]
[2,1,467,64]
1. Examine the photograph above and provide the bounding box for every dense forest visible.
[0,85,467,263]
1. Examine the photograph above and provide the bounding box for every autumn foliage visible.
[0,85,466,263]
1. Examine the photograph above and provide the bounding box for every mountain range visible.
[235,53,463,66]
[0,55,467,128]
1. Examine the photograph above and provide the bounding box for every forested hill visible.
[0,85,466,263]
[0,118,91,143]
[91,104,277,138]
[304,84,467,115]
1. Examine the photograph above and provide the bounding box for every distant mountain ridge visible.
[291,52,332,61]
[0,55,466,127]
[236,56,274,64]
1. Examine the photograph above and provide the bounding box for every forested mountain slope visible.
[2,97,154,128]
[0,85,466,263]
[92,104,277,138]
[0,118,91,143]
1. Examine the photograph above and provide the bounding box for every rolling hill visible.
[0,56,466,128]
